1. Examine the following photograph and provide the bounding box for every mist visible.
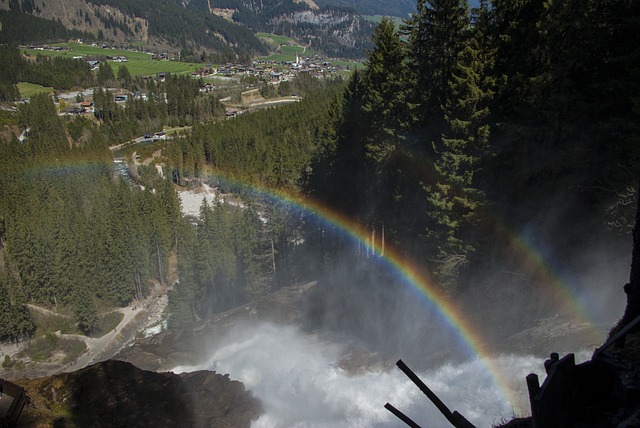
[170,195,632,427]
[175,323,595,427]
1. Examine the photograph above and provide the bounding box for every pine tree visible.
[117,64,133,88]
[3,273,35,342]
[406,0,470,136]
[0,273,14,340]
[361,17,410,157]
[73,282,98,335]
[17,92,69,156]
[426,32,493,284]
[168,219,199,327]
[97,61,115,86]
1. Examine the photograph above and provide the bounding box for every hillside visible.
[314,0,416,18]
[0,0,374,59]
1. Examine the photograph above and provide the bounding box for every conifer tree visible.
[73,282,98,334]
[406,0,470,136]
[97,62,115,86]
[17,92,68,156]
[169,219,199,327]
[426,32,493,284]
[2,273,35,342]
[0,274,14,339]
[117,64,133,88]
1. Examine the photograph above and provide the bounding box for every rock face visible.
[16,360,262,428]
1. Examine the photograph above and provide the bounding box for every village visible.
[22,43,353,120]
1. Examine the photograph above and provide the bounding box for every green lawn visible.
[257,48,316,63]
[255,35,315,63]
[111,59,200,77]
[256,33,296,46]
[22,42,201,77]
[257,53,296,62]
[331,59,363,69]
[281,44,314,56]
[17,81,54,98]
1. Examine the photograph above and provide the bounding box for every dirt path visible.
[0,284,169,378]
[26,304,70,318]
[63,286,168,372]
[62,302,145,372]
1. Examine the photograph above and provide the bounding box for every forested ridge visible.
[0,41,343,337]
[304,0,640,284]
[2,0,374,60]
[1,0,639,345]
[0,92,182,340]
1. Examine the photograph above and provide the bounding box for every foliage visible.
[21,43,202,77]
[60,338,87,364]
[169,200,272,325]
[87,0,267,60]
[0,93,182,336]
[163,77,343,191]
[94,311,124,338]
[25,333,60,361]
[0,10,93,44]
[2,355,25,370]
[304,0,640,285]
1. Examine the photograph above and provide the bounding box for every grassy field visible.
[20,39,355,83]
[17,81,54,98]
[255,34,316,63]
[256,33,296,47]
[22,42,201,77]
[331,59,363,69]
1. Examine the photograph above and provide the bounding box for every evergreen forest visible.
[0,0,639,344]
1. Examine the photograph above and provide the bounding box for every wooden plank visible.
[385,402,422,428]
[396,360,476,428]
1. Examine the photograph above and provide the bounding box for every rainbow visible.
[205,180,527,411]
[201,173,611,414]
[490,214,605,346]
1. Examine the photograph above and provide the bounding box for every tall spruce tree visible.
[426,31,493,284]
[406,0,470,139]
[329,19,411,227]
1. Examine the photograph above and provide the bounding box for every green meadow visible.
[22,43,201,76]
[255,33,296,47]
[20,39,352,82]
[255,34,315,62]
[17,81,54,98]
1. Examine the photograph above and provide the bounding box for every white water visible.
[174,323,594,428]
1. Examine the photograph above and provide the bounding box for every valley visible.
[1,0,639,427]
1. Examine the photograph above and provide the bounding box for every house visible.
[61,107,85,115]
[80,101,94,113]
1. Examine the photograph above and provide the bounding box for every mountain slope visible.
[314,0,416,18]
[2,0,374,59]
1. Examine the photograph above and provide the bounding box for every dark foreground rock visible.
[14,359,262,427]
